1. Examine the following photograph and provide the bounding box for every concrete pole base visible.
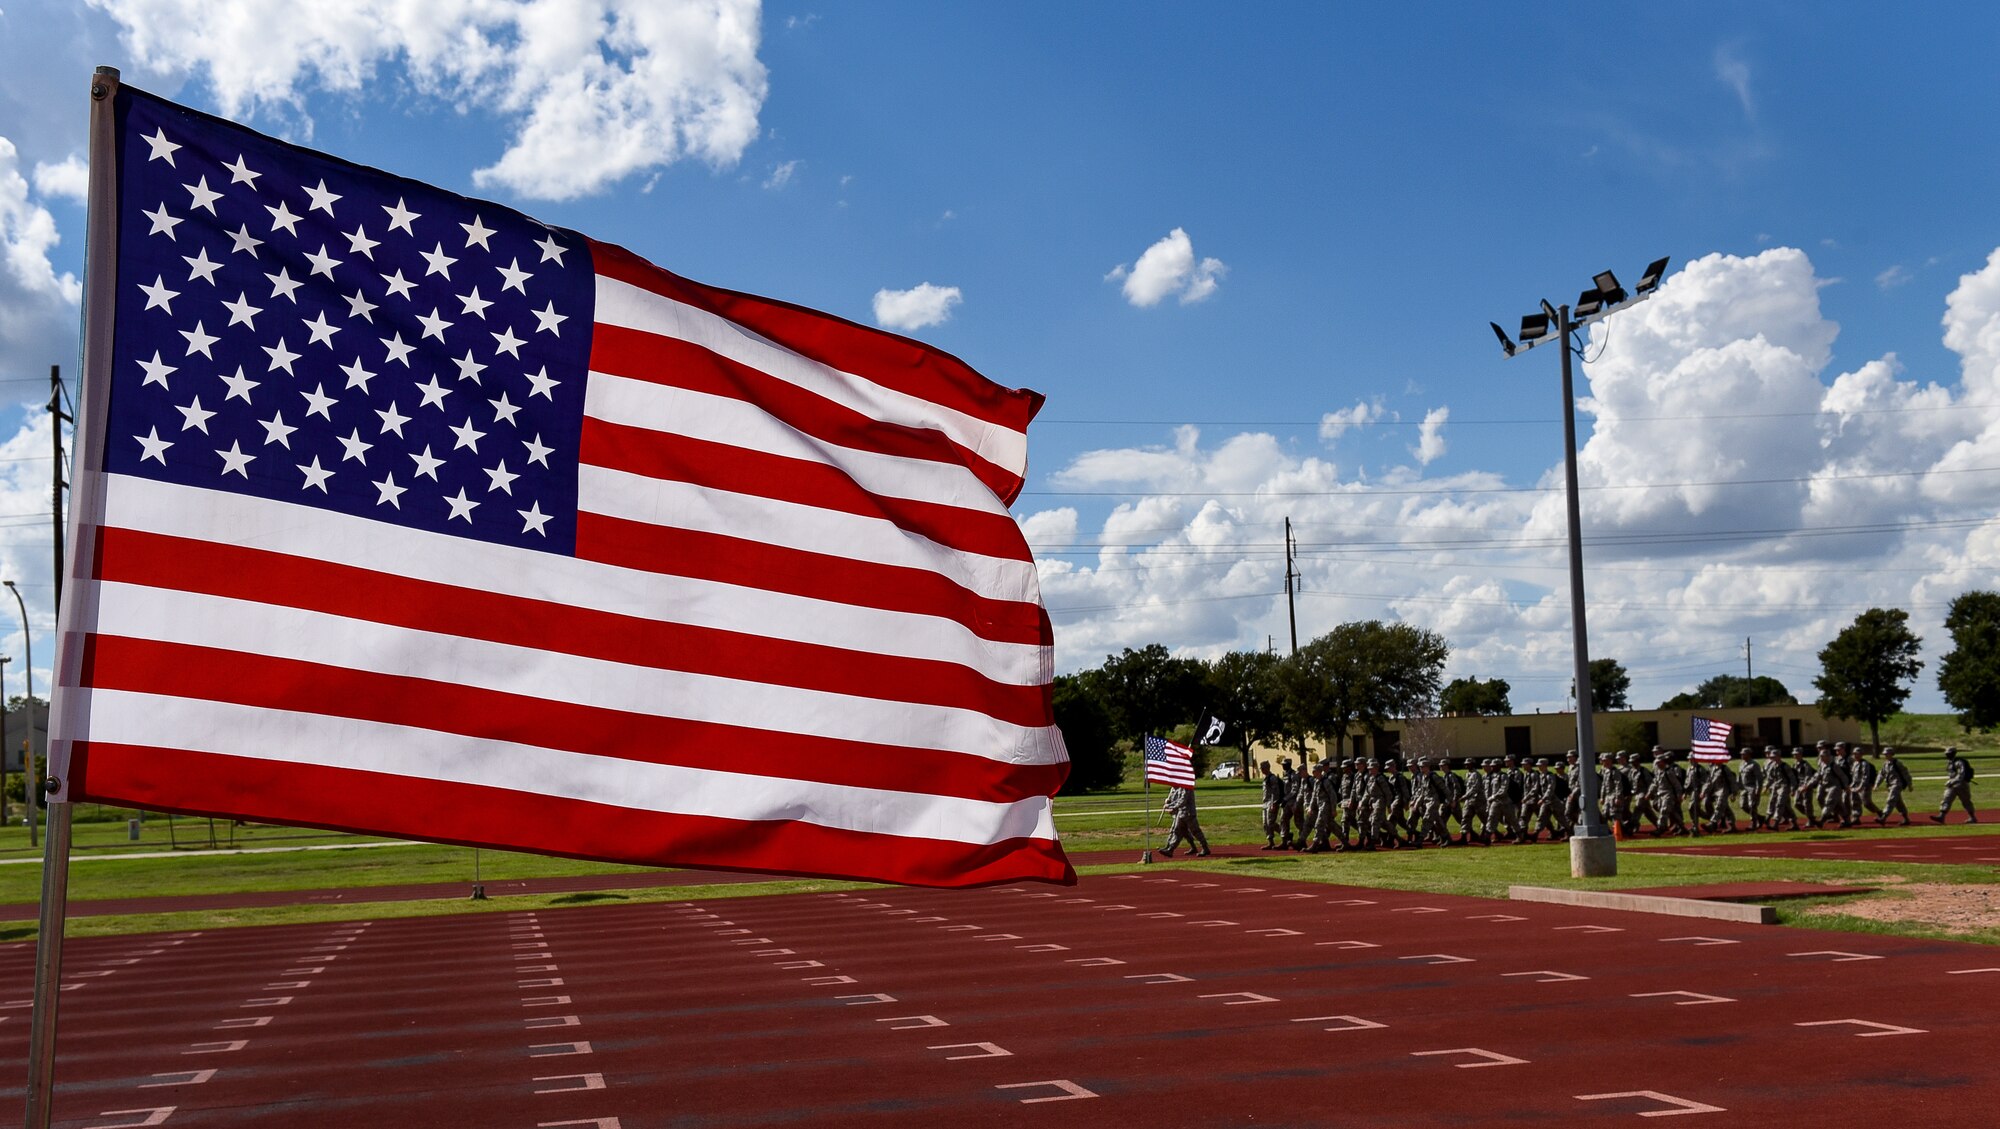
[1569,833,1617,878]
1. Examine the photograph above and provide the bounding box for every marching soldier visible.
[1413,760,1453,846]
[1649,752,1688,837]
[1879,747,1913,825]
[1739,747,1765,831]
[1562,750,1584,834]
[1932,747,1978,823]
[1284,758,1311,847]
[1767,747,1802,831]
[1356,759,1395,848]
[1605,752,1633,837]
[1460,759,1491,845]
[1792,748,1818,825]
[1703,754,1738,833]
[1158,781,1210,857]
[1486,757,1524,843]
[1849,746,1882,824]
[1628,752,1659,834]
[1259,760,1287,849]
[1815,746,1850,828]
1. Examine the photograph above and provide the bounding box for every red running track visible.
[1640,832,2000,866]
[2,868,1997,1127]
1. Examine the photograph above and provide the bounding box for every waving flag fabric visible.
[1690,717,1734,763]
[1143,736,1196,788]
[53,83,1072,888]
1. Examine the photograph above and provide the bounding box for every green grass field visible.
[0,715,1990,943]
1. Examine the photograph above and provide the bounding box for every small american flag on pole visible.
[1143,735,1196,788]
[51,81,1072,889]
[1690,717,1734,763]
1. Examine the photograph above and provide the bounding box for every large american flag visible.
[1690,717,1734,763]
[1143,736,1196,788]
[52,83,1072,888]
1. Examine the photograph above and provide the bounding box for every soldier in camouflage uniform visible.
[1158,782,1210,857]
[1792,748,1818,826]
[1411,760,1453,846]
[1284,758,1311,847]
[1738,747,1765,831]
[1459,759,1491,845]
[1704,753,1738,832]
[1628,752,1659,834]
[1765,747,1800,831]
[1303,761,1345,852]
[1355,759,1395,848]
[1848,746,1882,824]
[1604,752,1633,838]
[1878,747,1913,825]
[1932,747,1978,823]
[1259,761,1288,849]
[1648,752,1687,836]
[1562,751,1584,835]
[1815,746,1850,828]
[1486,757,1524,843]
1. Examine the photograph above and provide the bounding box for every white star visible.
[414,374,452,410]
[444,487,480,523]
[296,456,334,492]
[300,383,338,419]
[143,203,183,239]
[524,366,559,400]
[483,459,518,494]
[518,501,552,536]
[218,365,260,403]
[304,245,341,278]
[454,351,487,384]
[221,291,263,328]
[180,321,219,358]
[531,301,567,336]
[340,357,377,393]
[139,275,180,313]
[216,440,255,477]
[496,258,532,293]
[183,247,224,284]
[375,401,411,437]
[304,179,342,215]
[461,215,496,250]
[383,197,420,235]
[380,333,415,367]
[522,434,553,467]
[489,326,525,358]
[227,224,263,256]
[265,268,303,302]
[135,427,173,464]
[262,337,301,374]
[259,411,298,448]
[183,176,221,214]
[344,290,377,322]
[143,127,181,165]
[303,311,341,348]
[416,308,453,342]
[380,269,417,300]
[457,287,492,319]
[534,233,568,264]
[176,396,216,433]
[421,243,458,278]
[450,417,487,452]
[488,391,522,426]
[265,200,302,235]
[336,428,374,463]
[137,351,177,389]
[410,445,445,480]
[344,225,380,259]
[372,472,406,508]
[224,154,260,186]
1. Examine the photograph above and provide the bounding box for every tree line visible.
[1052,592,2000,793]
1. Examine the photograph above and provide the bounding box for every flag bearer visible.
[1159,782,1210,857]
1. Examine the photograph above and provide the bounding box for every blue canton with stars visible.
[104,88,593,554]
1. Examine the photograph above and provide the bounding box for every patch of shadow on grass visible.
[548,892,631,905]
[1225,856,1304,866]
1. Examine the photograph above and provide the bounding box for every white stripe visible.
[579,465,1041,605]
[92,580,1059,766]
[101,477,1047,687]
[584,371,1006,512]
[593,274,1028,478]
[84,689,1057,846]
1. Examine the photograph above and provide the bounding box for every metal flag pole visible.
[25,65,124,1129]
[1139,739,1153,864]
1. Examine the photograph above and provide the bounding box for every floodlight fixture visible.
[1592,269,1627,306]
[1572,288,1604,319]
[1490,322,1517,357]
[1541,299,1559,324]
[1518,312,1551,344]
[1635,256,1671,295]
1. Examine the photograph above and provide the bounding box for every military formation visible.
[1249,740,1976,852]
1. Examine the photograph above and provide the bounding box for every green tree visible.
[1051,675,1122,793]
[1815,607,1924,747]
[1582,658,1630,712]
[1280,621,1449,759]
[1080,644,1208,744]
[1660,674,1795,710]
[1440,676,1511,716]
[1205,649,1285,772]
[1938,590,2000,732]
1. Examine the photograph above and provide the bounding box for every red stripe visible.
[589,323,1022,503]
[98,526,1051,720]
[81,636,1065,803]
[591,239,1042,452]
[579,416,1031,562]
[576,513,1050,647]
[68,742,1075,889]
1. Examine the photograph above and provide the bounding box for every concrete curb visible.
[1509,884,1777,924]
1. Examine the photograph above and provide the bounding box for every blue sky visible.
[3,1,2000,715]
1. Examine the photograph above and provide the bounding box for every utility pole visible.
[1744,637,1752,680]
[50,366,69,615]
[1283,517,1299,656]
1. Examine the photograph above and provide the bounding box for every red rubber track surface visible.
[2,870,1996,1127]
[1641,832,2000,866]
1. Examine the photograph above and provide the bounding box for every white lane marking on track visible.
[530,1042,594,1056]
[1411,1048,1527,1068]
[1503,970,1589,983]
[1291,1014,1386,1031]
[532,1073,606,1093]
[1400,954,1474,965]
[995,1080,1097,1103]
[1661,937,1738,946]
[1123,973,1192,985]
[1199,991,1278,1005]
[82,1109,175,1128]
[1631,991,1735,1006]
[141,1071,215,1088]
[1794,1018,1927,1037]
[878,1015,950,1030]
[1574,1090,1725,1116]
[1787,951,1882,962]
[929,1042,1012,1060]
[1316,940,1379,949]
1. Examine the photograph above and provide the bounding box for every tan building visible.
[1280,704,1861,765]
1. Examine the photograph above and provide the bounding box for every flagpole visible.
[25,66,123,1129]
[1139,742,1153,864]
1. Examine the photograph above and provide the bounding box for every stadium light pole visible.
[3,581,33,848]
[1489,257,1669,878]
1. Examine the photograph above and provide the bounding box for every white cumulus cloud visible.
[872,282,962,332]
[1107,227,1226,307]
[0,137,82,370]
[1318,400,1385,443]
[1412,406,1449,465]
[30,155,89,203]
[87,0,770,200]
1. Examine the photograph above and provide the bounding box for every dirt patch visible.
[1801,882,2000,933]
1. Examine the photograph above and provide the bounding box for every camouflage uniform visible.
[1792,751,1818,825]
[1848,750,1882,822]
[1159,785,1209,857]
[1765,749,1800,830]
[1259,762,1287,849]
[1933,748,1978,823]
[1648,755,1687,836]
[1737,749,1765,830]
[1814,750,1850,828]
[1485,758,1524,843]
[1702,758,1737,832]
[1459,762,1490,844]
[1878,748,1913,825]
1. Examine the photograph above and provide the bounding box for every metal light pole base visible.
[1139,850,1153,865]
[1569,833,1617,878]
[470,885,488,900]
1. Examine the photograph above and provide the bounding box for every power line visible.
[1036,401,1999,427]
